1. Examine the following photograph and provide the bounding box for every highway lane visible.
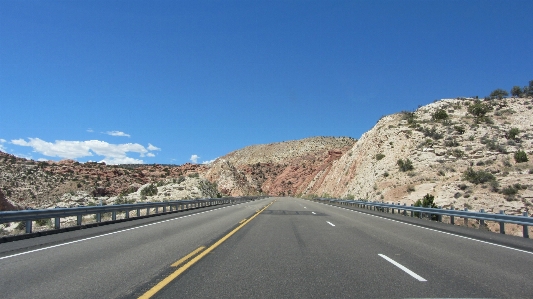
[0,198,273,299]
[153,197,533,299]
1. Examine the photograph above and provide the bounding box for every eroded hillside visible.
[314,97,533,217]
[204,136,356,196]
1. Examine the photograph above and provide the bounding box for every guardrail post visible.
[155,206,159,214]
[25,220,32,234]
[55,217,61,229]
[410,204,413,217]
[112,211,117,221]
[403,203,406,216]
[163,206,167,213]
[136,209,141,217]
[77,214,82,225]
[125,210,130,219]
[96,213,101,223]
[450,206,455,224]
[499,210,505,234]
[437,206,442,222]
[146,207,150,215]
[523,211,529,238]
[464,208,468,227]
[479,209,485,228]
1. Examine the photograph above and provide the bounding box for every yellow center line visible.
[138,200,276,299]
[170,246,206,267]
[238,218,247,224]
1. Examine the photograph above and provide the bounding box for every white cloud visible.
[202,158,217,164]
[10,138,160,165]
[0,139,6,152]
[105,131,130,137]
[147,143,161,151]
[87,128,94,133]
[99,157,144,164]
[190,154,199,163]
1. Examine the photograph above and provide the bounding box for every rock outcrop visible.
[312,97,533,215]
[204,137,356,196]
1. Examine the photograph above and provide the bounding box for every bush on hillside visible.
[462,167,495,184]
[397,159,414,172]
[467,100,491,122]
[489,89,509,100]
[506,128,520,140]
[514,150,528,163]
[432,109,449,121]
[140,183,158,197]
[414,193,438,220]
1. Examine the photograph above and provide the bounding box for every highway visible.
[1,197,533,298]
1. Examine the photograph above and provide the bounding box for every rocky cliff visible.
[204,136,356,196]
[312,97,533,216]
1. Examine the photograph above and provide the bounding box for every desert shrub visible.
[383,172,389,178]
[454,192,462,198]
[375,154,385,160]
[502,184,522,196]
[414,194,438,220]
[407,185,415,192]
[490,88,509,100]
[188,172,199,178]
[462,167,495,184]
[489,180,500,192]
[444,138,459,147]
[16,221,26,230]
[397,159,414,172]
[486,139,507,153]
[140,183,158,197]
[468,100,491,122]
[418,126,443,140]
[401,111,416,125]
[511,86,522,97]
[432,109,448,121]
[454,125,465,134]
[506,128,520,140]
[36,218,52,226]
[449,149,464,158]
[514,150,528,163]
[120,186,138,196]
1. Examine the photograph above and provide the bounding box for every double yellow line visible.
[139,200,275,299]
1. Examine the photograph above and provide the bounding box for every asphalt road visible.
[0,198,273,299]
[1,197,533,298]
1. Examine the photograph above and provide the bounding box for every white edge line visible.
[0,202,252,261]
[327,221,335,227]
[379,254,427,282]
[317,202,533,255]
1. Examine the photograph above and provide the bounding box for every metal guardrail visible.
[0,197,260,234]
[315,198,532,238]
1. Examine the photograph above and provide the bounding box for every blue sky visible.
[1,0,532,164]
